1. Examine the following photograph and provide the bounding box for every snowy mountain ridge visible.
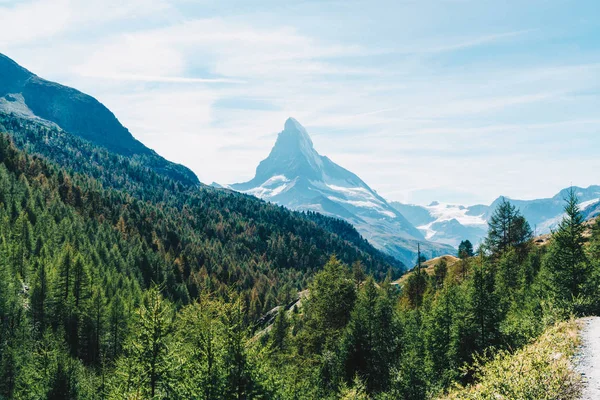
[230,118,453,267]
[392,188,600,248]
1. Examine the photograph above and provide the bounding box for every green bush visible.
[440,320,581,400]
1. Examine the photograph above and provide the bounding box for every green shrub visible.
[440,320,581,400]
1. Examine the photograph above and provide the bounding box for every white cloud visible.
[0,0,71,46]
[397,29,535,55]
[0,0,174,48]
[2,0,599,206]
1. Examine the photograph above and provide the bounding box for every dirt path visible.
[575,317,600,399]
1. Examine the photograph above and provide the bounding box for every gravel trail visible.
[575,317,600,400]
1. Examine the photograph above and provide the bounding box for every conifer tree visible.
[486,198,532,257]
[175,297,225,399]
[469,260,500,350]
[433,259,448,289]
[545,188,590,300]
[112,286,175,398]
[423,284,457,387]
[30,259,49,334]
[13,210,33,278]
[352,261,366,289]
[301,256,356,354]
[458,240,474,259]
[79,286,105,366]
[222,294,259,400]
[270,309,290,352]
[108,294,127,362]
[341,277,399,393]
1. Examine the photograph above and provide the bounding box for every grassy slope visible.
[392,255,459,286]
[439,320,582,400]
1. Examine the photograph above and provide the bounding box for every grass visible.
[392,255,459,286]
[438,320,582,400]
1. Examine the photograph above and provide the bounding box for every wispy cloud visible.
[2,0,599,205]
[418,29,535,54]
[77,72,246,84]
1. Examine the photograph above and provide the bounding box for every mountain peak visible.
[231,117,454,266]
[279,117,314,149]
[284,117,304,131]
[240,117,321,183]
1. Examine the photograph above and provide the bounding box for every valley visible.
[0,34,599,400]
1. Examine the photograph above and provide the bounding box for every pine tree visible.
[175,297,225,399]
[139,286,175,398]
[56,244,73,301]
[79,286,105,366]
[433,259,448,289]
[391,310,427,400]
[458,240,474,259]
[423,284,458,387]
[486,198,532,256]
[341,277,399,393]
[496,248,520,299]
[72,255,88,309]
[403,270,428,308]
[270,308,289,352]
[222,294,258,400]
[469,260,500,350]
[301,256,356,354]
[30,259,49,334]
[545,188,590,300]
[108,294,128,362]
[112,286,175,398]
[352,261,366,289]
[12,210,32,278]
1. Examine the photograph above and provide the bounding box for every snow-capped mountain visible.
[230,118,453,267]
[392,186,600,248]
[391,202,488,247]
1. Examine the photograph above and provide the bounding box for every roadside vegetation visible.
[440,320,581,400]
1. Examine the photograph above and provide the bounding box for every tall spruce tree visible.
[545,188,590,300]
[301,256,356,354]
[341,277,398,393]
[469,260,500,350]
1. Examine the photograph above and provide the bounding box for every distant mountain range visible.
[4,51,596,265]
[391,186,600,247]
[0,53,198,186]
[226,118,600,257]
[228,118,454,266]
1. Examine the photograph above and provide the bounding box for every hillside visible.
[0,53,198,186]
[440,320,581,399]
[392,254,459,286]
[0,116,401,309]
[0,58,407,398]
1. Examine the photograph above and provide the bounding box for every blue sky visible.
[1,0,599,205]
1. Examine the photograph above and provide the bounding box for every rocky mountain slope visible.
[0,53,198,185]
[230,118,453,266]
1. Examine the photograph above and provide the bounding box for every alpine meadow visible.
[1,1,600,399]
